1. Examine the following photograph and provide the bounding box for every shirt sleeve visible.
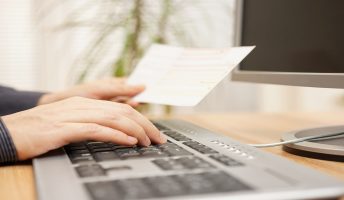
[0,118,17,164]
[0,86,45,115]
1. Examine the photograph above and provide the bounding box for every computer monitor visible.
[232,0,344,161]
[233,0,344,87]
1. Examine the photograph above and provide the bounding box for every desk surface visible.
[1,112,344,200]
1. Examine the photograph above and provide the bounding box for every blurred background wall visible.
[1,0,344,114]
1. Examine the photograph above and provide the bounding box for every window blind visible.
[0,0,38,90]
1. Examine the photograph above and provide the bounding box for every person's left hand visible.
[38,78,144,106]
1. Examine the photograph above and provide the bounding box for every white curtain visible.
[0,0,39,90]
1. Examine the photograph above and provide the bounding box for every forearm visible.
[0,117,17,164]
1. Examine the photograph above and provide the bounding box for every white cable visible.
[249,132,344,148]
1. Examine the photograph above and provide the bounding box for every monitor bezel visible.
[231,0,344,89]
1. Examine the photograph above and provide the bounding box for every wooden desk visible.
[1,112,344,200]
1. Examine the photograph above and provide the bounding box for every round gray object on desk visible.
[281,125,344,162]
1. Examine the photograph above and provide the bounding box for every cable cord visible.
[249,132,344,148]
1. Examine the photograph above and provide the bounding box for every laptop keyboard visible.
[64,122,253,200]
[65,141,193,163]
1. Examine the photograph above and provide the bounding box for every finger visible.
[110,97,140,107]
[105,77,127,84]
[100,77,127,84]
[98,84,145,100]
[118,104,167,144]
[68,98,166,144]
[62,122,138,146]
[112,84,145,96]
[111,116,150,146]
[125,100,140,107]
[60,110,151,146]
[111,96,131,103]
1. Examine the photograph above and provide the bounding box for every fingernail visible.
[144,135,151,146]
[127,136,138,144]
[159,132,167,143]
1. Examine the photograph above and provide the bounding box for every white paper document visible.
[128,44,255,106]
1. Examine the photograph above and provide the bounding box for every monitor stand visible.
[281,125,344,162]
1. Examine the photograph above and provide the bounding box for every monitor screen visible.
[240,0,344,73]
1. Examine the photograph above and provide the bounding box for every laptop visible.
[33,119,344,200]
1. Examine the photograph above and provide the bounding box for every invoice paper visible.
[128,44,255,106]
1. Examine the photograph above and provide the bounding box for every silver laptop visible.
[33,119,344,200]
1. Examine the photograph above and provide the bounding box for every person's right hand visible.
[1,97,167,161]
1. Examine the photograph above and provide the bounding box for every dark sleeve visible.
[0,118,17,164]
[0,86,45,115]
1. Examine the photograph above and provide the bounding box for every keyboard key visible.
[175,173,216,194]
[66,142,109,163]
[87,142,110,149]
[65,145,88,151]
[64,143,88,152]
[176,157,214,169]
[110,145,133,151]
[162,130,192,141]
[153,157,214,171]
[144,176,187,197]
[209,154,244,167]
[85,181,123,200]
[183,141,218,154]
[202,171,252,192]
[93,151,119,162]
[152,159,185,170]
[152,122,171,131]
[69,156,94,164]
[177,171,252,194]
[67,142,86,147]
[68,149,90,154]
[75,164,106,177]
[141,151,168,158]
[115,149,140,159]
[158,143,192,156]
[68,151,92,157]
[137,146,160,152]
[90,147,113,153]
[136,146,166,158]
[115,179,154,199]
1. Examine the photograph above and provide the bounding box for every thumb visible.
[112,84,145,97]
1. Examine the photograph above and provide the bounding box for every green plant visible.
[45,0,203,83]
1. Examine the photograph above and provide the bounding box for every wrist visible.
[38,93,65,105]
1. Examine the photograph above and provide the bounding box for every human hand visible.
[2,97,166,161]
[38,78,144,107]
